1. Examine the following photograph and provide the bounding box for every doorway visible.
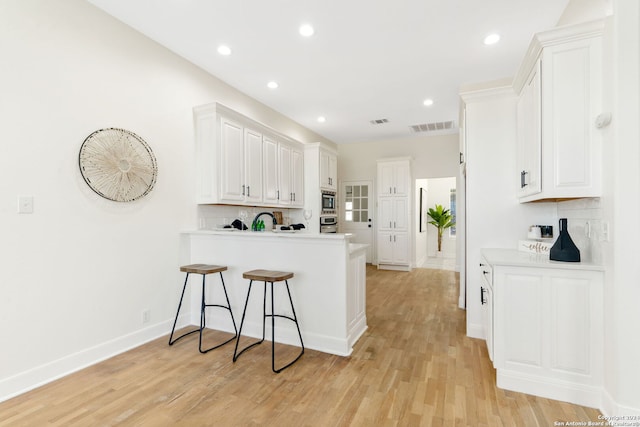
[340,180,374,262]
[415,177,457,271]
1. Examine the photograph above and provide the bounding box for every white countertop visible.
[481,248,604,271]
[349,243,369,254]
[185,229,352,240]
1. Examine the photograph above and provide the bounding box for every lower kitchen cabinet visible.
[377,231,409,269]
[481,249,603,408]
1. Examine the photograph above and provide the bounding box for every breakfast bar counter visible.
[179,230,367,356]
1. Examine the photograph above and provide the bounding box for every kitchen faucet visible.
[252,212,277,230]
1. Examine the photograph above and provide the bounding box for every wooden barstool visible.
[233,269,304,373]
[169,264,237,353]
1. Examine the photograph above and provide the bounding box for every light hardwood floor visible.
[0,266,601,426]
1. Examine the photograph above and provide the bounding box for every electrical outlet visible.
[18,196,34,214]
[142,310,150,324]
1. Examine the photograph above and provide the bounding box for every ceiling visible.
[87,0,569,144]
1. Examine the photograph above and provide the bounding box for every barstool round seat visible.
[181,264,227,275]
[169,263,237,353]
[242,269,293,282]
[233,269,304,373]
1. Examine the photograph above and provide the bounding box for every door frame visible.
[340,179,375,263]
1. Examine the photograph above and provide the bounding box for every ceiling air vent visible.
[410,120,456,133]
[370,118,389,125]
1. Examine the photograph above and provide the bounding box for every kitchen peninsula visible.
[180,230,367,356]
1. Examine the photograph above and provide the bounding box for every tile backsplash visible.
[557,198,603,264]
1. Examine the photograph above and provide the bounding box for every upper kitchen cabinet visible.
[278,143,304,207]
[514,20,604,203]
[304,142,339,218]
[320,149,338,191]
[218,117,263,203]
[194,102,304,207]
[378,160,410,197]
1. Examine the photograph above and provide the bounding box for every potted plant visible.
[426,204,455,254]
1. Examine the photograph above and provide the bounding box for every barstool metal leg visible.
[199,272,238,354]
[233,280,267,362]
[169,273,200,345]
[271,280,305,373]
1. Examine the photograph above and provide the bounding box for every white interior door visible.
[341,180,374,263]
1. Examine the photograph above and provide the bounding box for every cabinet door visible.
[220,117,244,202]
[378,163,395,195]
[393,162,410,196]
[393,232,409,263]
[494,269,544,370]
[278,144,292,205]
[263,136,279,205]
[540,37,602,197]
[328,154,337,190]
[481,283,494,361]
[320,150,330,189]
[291,147,304,207]
[517,62,541,198]
[378,198,408,230]
[244,128,263,203]
[378,198,395,230]
[377,231,394,263]
[393,198,408,230]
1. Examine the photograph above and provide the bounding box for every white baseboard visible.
[0,315,189,403]
[601,388,640,417]
[497,369,602,409]
[467,322,485,340]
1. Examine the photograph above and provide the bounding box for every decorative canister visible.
[549,218,581,262]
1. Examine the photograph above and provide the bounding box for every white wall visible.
[603,0,640,415]
[0,0,332,401]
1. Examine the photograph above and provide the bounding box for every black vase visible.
[550,218,581,262]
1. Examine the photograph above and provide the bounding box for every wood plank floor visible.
[0,266,601,426]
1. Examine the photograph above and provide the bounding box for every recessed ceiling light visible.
[267,81,279,89]
[317,116,326,123]
[484,33,500,45]
[299,24,315,37]
[423,99,434,106]
[217,45,231,55]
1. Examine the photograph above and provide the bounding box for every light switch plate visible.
[18,196,34,214]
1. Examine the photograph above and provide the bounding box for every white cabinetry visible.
[479,257,494,361]
[378,160,410,196]
[347,245,367,348]
[277,144,304,207]
[194,102,304,207]
[482,249,603,408]
[320,149,337,191]
[263,136,279,205]
[304,142,339,226]
[516,62,541,198]
[514,20,603,202]
[376,158,411,271]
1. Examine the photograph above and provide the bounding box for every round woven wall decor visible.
[79,128,158,202]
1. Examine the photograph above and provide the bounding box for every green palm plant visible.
[426,204,456,252]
